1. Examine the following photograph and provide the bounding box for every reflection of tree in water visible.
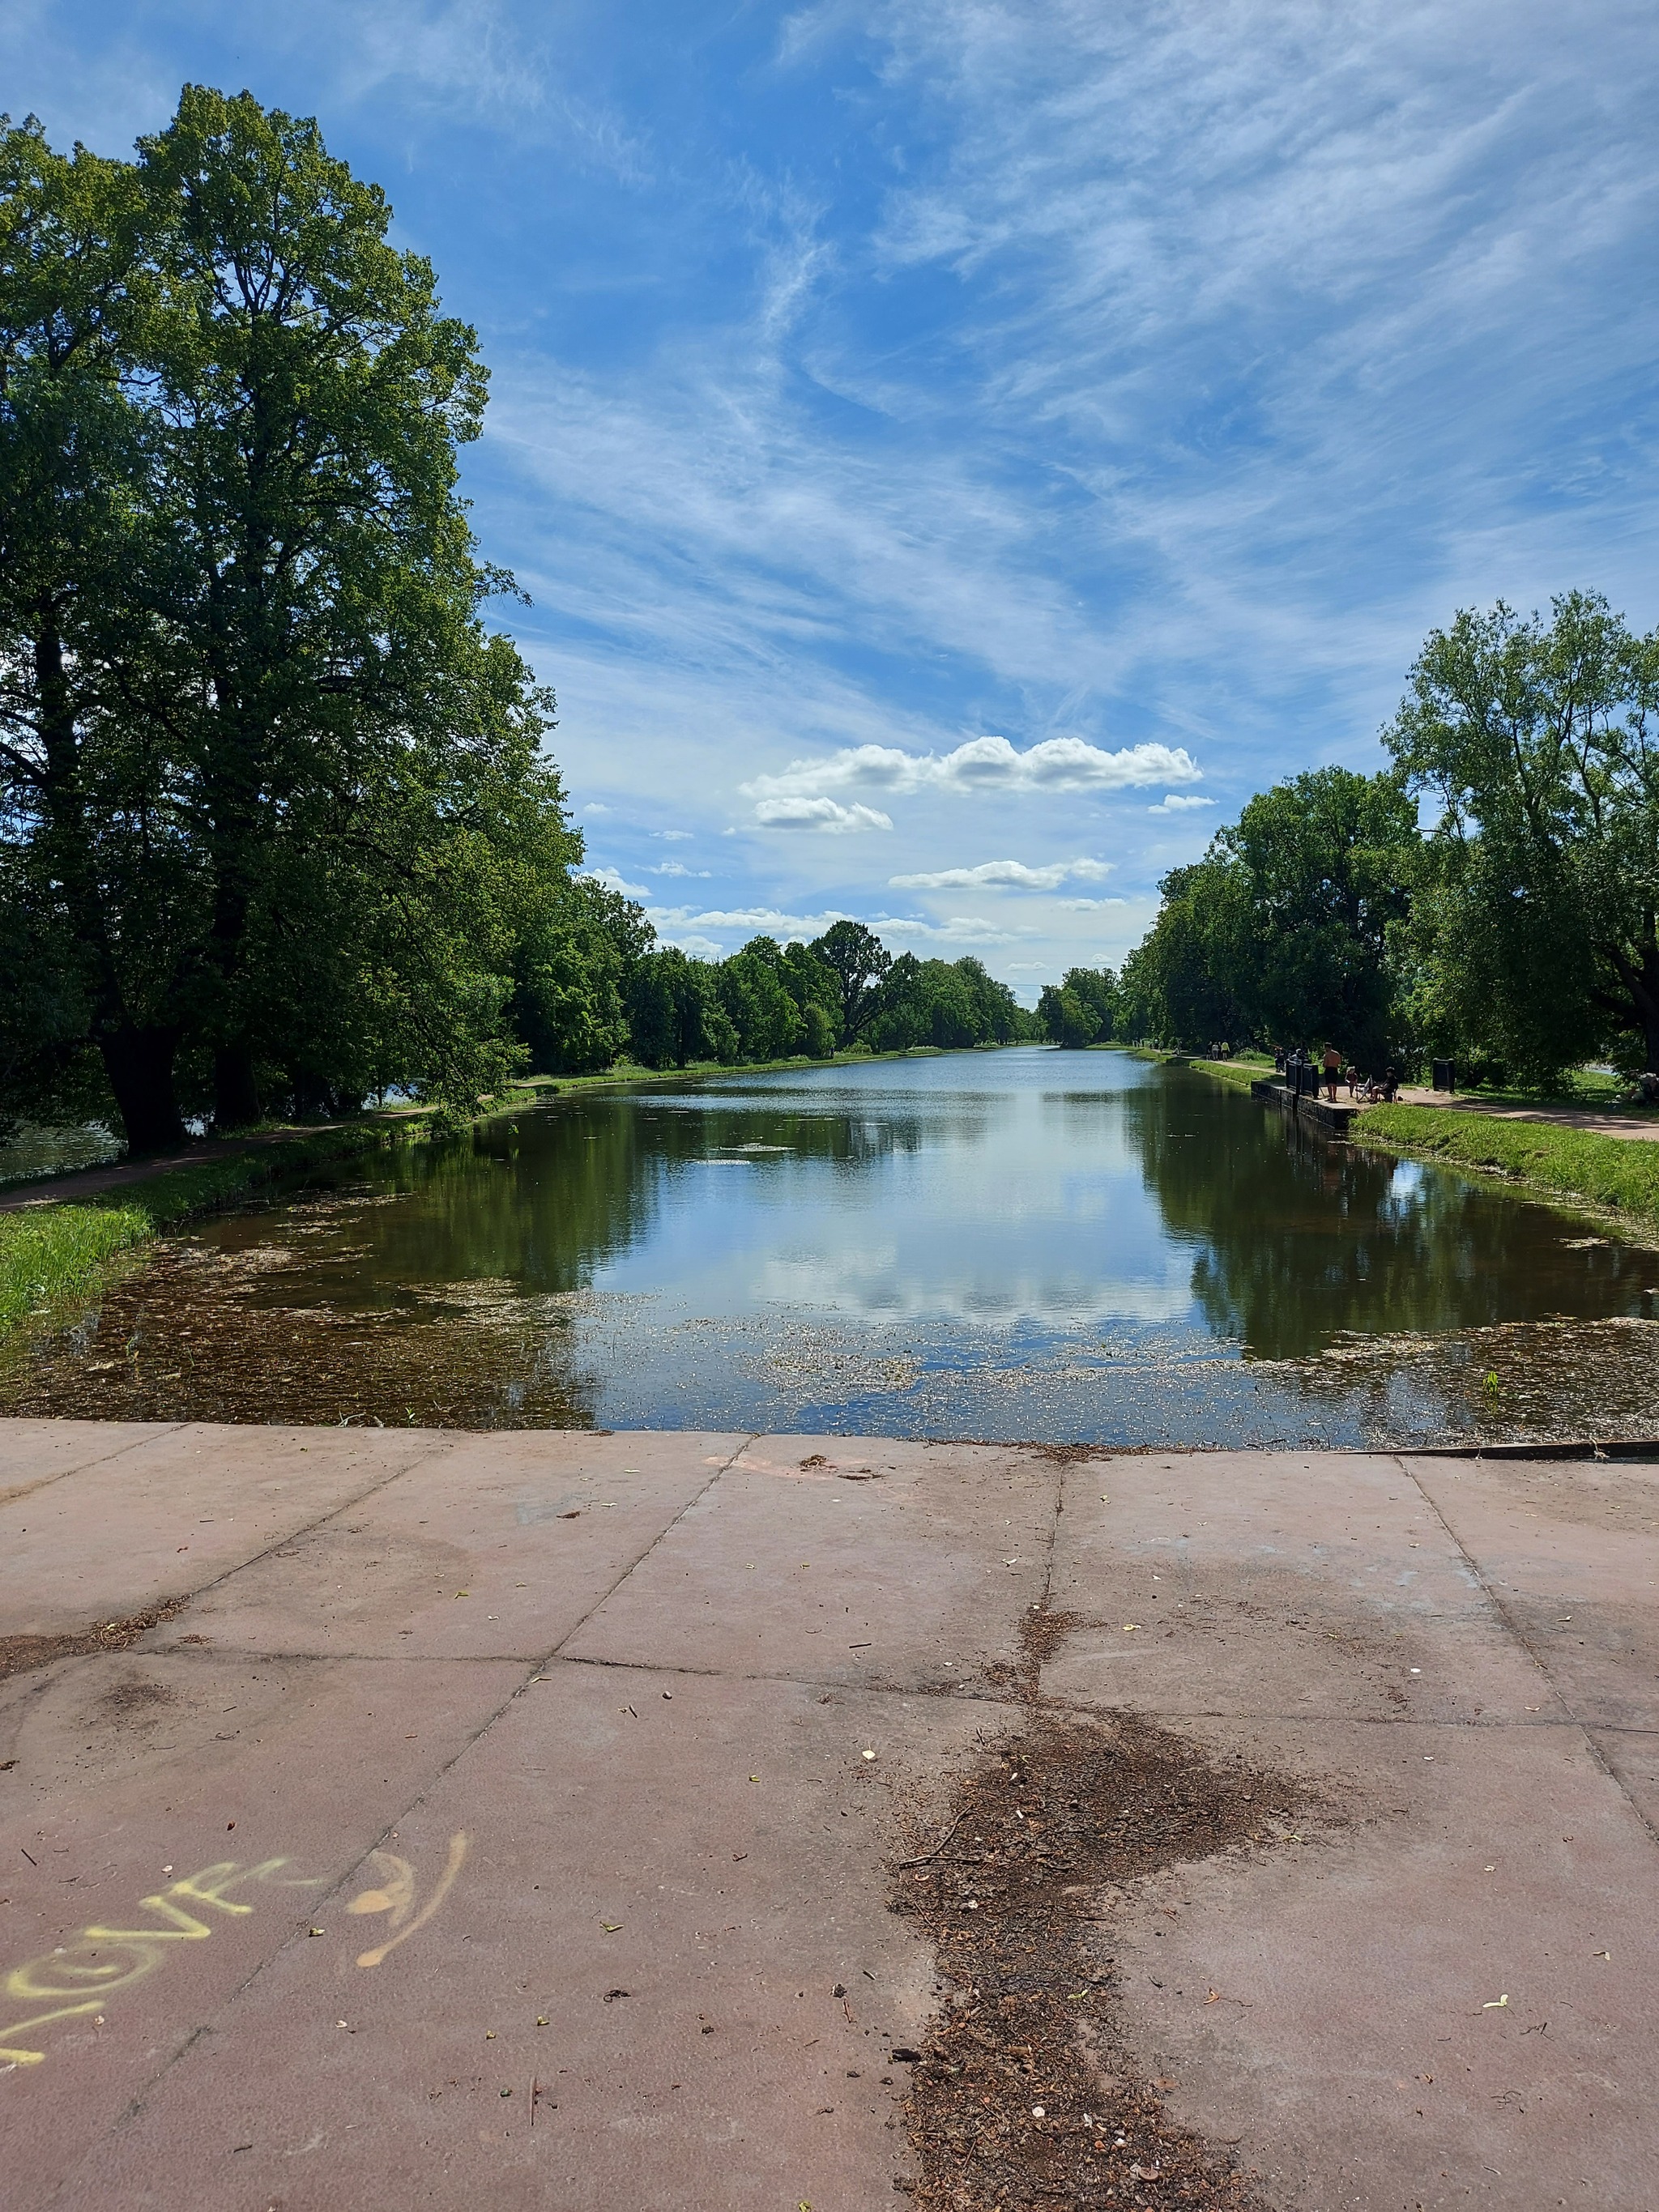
[1122,1075,1659,1361]
[0,1085,947,1429]
[330,1093,935,1297]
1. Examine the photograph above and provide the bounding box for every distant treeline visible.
[1030,590,1659,1089]
[524,910,1040,1076]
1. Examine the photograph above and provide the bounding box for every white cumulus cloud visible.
[746,735,1199,806]
[888,856,1114,891]
[753,795,895,833]
[1148,794,1218,815]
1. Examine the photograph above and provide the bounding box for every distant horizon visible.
[12,2,1657,1002]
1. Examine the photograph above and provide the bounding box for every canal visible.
[4,1048,1656,1445]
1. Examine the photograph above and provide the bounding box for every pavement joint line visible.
[1397,1450,1659,1853]
[0,1421,189,1511]
[144,1428,467,1625]
[49,1435,766,2184]
[83,1642,1629,1729]
[543,1431,761,1670]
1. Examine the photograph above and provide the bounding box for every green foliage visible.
[1038,965,1118,1046]
[0,1203,151,1335]
[1111,863,1247,1051]
[1358,1105,1659,1230]
[0,92,578,1149]
[626,947,740,1069]
[716,937,806,1061]
[868,954,1031,1050]
[809,920,892,1044]
[1384,590,1659,1082]
[1069,768,1419,1066]
[1210,769,1416,1065]
[514,874,654,1076]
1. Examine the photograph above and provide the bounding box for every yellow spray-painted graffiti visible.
[347,1832,468,1969]
[1,1834,468,2068]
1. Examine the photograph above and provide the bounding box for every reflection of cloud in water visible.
[749,1242,1195,1328]
[7,1052,1658,1447]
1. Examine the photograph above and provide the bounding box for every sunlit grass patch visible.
[0,1203,154,1335]
[1358,1105,1659,1230]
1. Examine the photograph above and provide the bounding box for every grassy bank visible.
[1353,1104,1659,1232]
[0,1042,1026,1345]
[0,1119,429,1343]
[1117,1044,1272,1093]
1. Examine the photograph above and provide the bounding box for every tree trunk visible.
[213,1040,261,1129]
[100,1026,186,1154]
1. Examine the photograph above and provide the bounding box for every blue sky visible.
[7,2,1657,993]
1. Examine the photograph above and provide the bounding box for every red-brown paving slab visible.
[1044,1451,1540,1724]
[41,1662,990,2212]
[0,1418,178,1510]
[0,1644,527,2206]
[159,1429,748,1660]
[0,1423,455,1636]
[1045,1450,1659,2210]
[1094,1715,1659,2212]
[561,1434,1055,1689]
[3,1421,1659,2212]
[1404,1455,1659,1729]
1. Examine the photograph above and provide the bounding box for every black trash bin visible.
[1431,1058,1456,1092]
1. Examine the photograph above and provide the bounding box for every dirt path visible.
[1392,1085,1659,1140]
[0,1136,271,1213]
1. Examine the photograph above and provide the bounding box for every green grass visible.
[0,1120,419,1345]
[0,1203,156,1336]
[1184,1056,1269,1092]
[1120,1044,1274,1091]
[1356,1103,1659,1230]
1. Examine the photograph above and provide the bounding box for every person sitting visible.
[1380,1065,1399,1102]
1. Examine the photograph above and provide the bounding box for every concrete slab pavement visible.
[2,1422,1657,2212]
[0,1422,457,1638]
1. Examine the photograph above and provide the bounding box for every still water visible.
[6,1048,1658,1445]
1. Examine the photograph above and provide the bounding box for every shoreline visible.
[1130,1045,1659,1240]
[0,1042,1028,1347]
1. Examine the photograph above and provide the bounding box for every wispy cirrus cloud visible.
[889,857,1112,890]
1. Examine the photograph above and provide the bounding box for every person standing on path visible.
[1324,1043,1341,1102]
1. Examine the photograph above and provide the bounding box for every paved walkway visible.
[2,1421,1657,2209]
[0,1134,298,1213]
[1391,1087,1659,1140]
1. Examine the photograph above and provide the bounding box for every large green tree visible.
[0,92,576,1148]
[1386,591,1659,1080]
[809,918,891,1045]
[1209,767,1416,1066]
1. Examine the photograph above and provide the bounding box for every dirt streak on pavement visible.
[2,1421,1657,2212]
